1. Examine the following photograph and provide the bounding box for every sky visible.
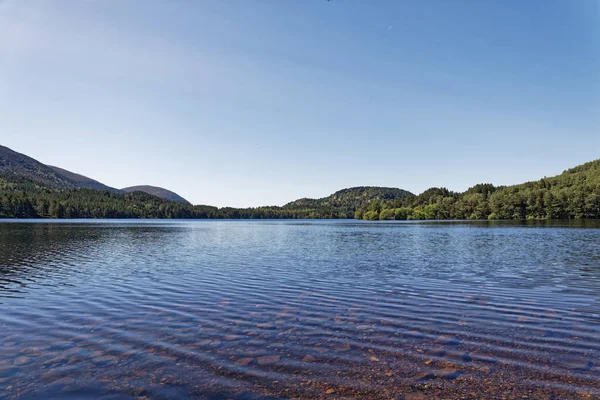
[0,0,598,207]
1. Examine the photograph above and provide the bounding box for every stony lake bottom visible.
[0,220,598,399]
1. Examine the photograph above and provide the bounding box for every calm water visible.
[0,220,599,399]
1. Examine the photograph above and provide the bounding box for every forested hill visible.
[355,159,600,220]
[0,143,598,219]
[0,145,76,189]
[122,185,191,204]
[0,144,189,204]
[282,187,414,218]
[0,145,119,192]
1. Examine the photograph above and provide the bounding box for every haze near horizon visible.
[1,0,598,207]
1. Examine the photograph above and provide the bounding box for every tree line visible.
[1,160,599,220]
[355,160,600,220]
[0,180,352,219]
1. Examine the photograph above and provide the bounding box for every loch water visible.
[0,220,599,399]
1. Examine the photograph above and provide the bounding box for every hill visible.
[0,145,119,193]
[0,143,190,210]
[48,166,121,193]
[0,145,76,189]
[121,185,190,204]
[281,187,414,219]
[355,159,600,220]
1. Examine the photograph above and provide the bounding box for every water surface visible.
[0,220,599,399]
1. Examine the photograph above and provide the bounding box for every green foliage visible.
[1,156,599,220]
[282,187,413,219]
[0,175,415,220]
[379,209,395,220]
[354,159,600,220]
[362,211,379,220]
[393,207,412,220]
[0,173,220,219]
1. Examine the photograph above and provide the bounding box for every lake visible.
[0,220,599,399]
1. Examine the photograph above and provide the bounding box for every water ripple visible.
[0,220,599,399]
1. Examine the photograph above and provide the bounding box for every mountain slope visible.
[0,144,184,200]
[0,145,76,189]
[121,185,190,204]
[48,166,121,193]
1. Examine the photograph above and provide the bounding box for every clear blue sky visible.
[1,0,598,207]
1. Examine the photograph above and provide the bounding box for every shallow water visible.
[0,220,599,399]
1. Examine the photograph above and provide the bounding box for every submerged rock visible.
[414,371,436,381]
[245,370,267,378]
[404,330,425,339]
[13,357,30,366]
[331,343,351,352]
[436,368,462,380]
[50,377,76,386]
[558,359,593,371]
[425,348,446,357]
[257,355,280,366]
[434,335,461,346]
[414,368,463,381]
[234,357,254,366]
[445,351,472,362]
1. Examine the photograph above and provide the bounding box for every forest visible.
[0,174,413,219]
[1,159,599,220]
[355,160,600,220]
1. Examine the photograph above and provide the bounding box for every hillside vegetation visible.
[355,160,600,220]
[0,176,411,219]
[0,145,191,205]
[282,187,414,219]
[0,144,598,220]
[0,145,76,189]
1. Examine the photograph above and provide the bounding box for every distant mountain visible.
[121,185,190,204]
[48,166,121,193]
[0,145,76,189]
[0,144,181,200]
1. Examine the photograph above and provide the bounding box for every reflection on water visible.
[0,220,599,399]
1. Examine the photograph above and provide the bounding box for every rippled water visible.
[0,220,599,399]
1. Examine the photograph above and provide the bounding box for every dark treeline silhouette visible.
[1,160,599,220]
